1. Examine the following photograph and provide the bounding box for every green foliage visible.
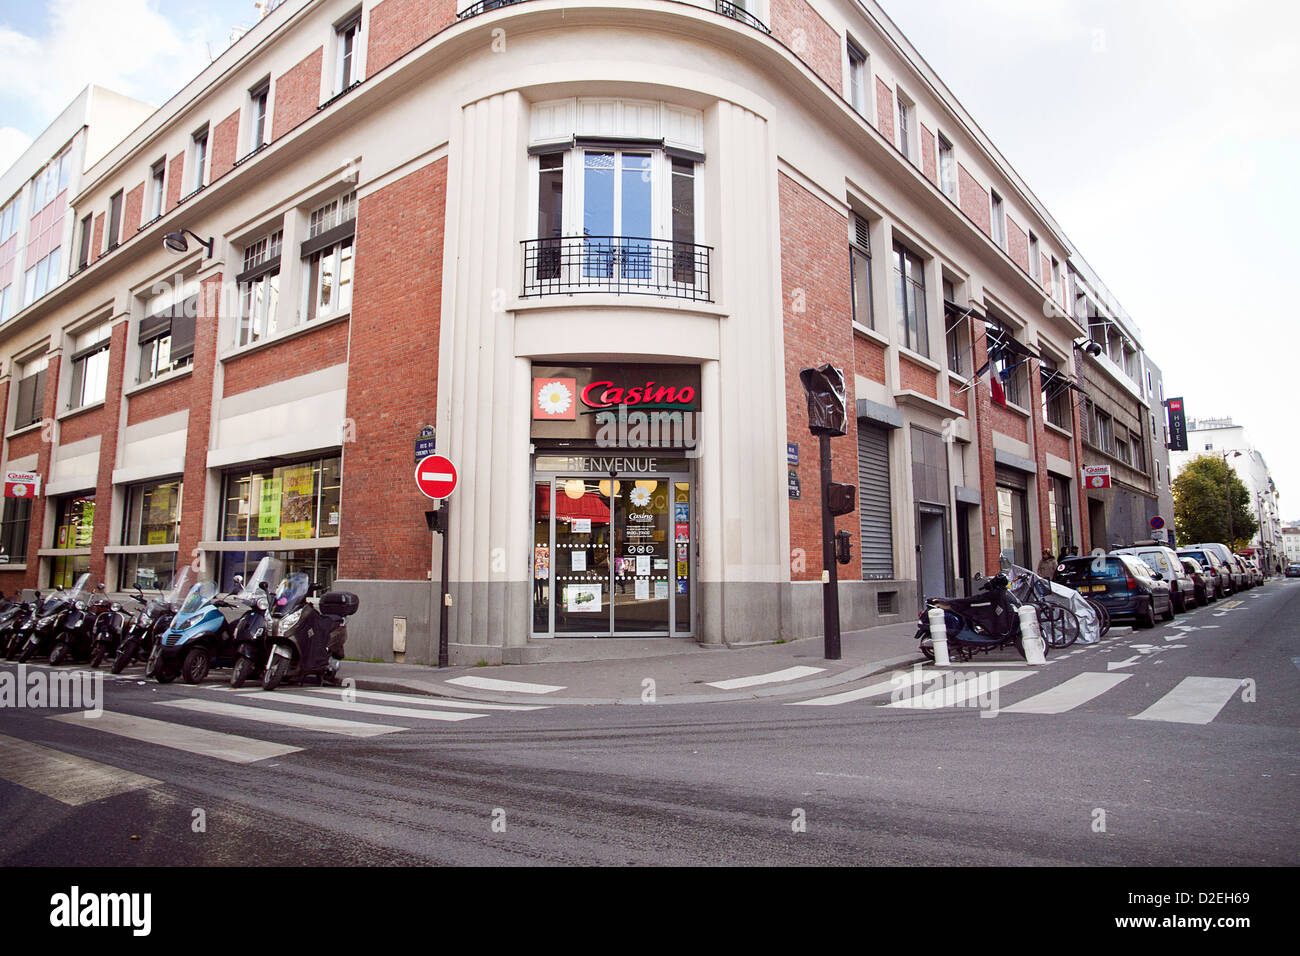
[1173,455,1258,549]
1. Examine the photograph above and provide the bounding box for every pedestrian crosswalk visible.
[0,681,547,806]
[789,665,1249,725]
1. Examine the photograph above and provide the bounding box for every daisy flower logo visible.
[534,378,576,420]
[630,485,651,508]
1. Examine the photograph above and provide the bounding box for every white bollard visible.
[1017,605,1047,665]
[927,606,951,667]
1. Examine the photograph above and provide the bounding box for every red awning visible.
[536,484,610,524]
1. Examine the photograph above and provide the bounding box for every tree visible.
[1173,455,1258,549]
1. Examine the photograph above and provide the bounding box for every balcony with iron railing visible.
[521,235,712,302]
[458,0,771,34]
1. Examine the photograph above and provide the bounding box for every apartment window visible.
[77,214,92,270]
[847,41,868,117]
[23,247,62,303]
[336,12,362,92]
[1048,475,1073,556]
[218,455,342,592]
[31,153,68,212]
[148,160,166,221]
[943,278,967,375]
[138,293,197,382]
[0,497,31,565]
[0,196,19,242]
[68,321,111,409]
[1039,355,1070,431]
[896,90,915,163]
[302,191,356,322]
[1050,256,1061,299]
[190,127,209,192]
[1096,410,1114,453]
[237,229,283,346]
[1115,434,1130,466]
[1029,232,1041,281]
[0,285,12,324]
[12,354,48,429]
[849,214,874,330]
[107,190,123,251]
[249,81,270,151]
[893,241,929,357]
[989,319,1026,407]
[990,190,1006,248]
[937,132,957,200]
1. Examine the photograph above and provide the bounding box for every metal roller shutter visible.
[858,422,894,579]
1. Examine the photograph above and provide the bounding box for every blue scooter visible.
[146,580,240,684]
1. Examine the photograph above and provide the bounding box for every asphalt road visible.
[1,579,1297,866]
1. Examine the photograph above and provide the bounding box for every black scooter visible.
[262,573,358,690]
[18,575,89,662]
[226,557,286,688]
[915,572,1044,662]
[48,583,112,667]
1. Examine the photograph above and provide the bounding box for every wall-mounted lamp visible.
[1073,337,1103,358]
[162,229,214,258]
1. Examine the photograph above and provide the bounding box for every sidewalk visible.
[342,621,924,706]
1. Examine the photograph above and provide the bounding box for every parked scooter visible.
[228,557,286,688]
[262,573,358,690]
[4,593,46,659]
[915,571,1043,662]
[49,582,114,666]
[146,579,243,684]
[0,594,31,654]
[17,574,89,663]
[111,567,194,674]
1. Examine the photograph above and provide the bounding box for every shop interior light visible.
[635,480,658,493]
[564,479,586,500]
[598,480,622,498]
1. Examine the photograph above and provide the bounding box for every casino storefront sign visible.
[530,363,699,638]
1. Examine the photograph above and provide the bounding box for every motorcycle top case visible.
[320,591,360,617]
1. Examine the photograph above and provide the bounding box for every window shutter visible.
[138,308,172,344]
[857,423,894,579]
[169,296,198,361]
[853,214,870,251]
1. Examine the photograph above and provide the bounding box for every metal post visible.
[820,434,841,660]
[438,499,450,668]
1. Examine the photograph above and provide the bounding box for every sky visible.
[1,1,1297,516]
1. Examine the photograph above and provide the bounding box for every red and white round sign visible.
[414,455,458,500]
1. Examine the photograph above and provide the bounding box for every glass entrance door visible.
[612,479,670,634]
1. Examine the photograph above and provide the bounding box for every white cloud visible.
[0,127,34,173]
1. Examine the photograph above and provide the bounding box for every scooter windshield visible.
[178,581,217,615]
[162,567,197,605]
[66,573,93,604]
[239,556,286,601]
[273,572,310,613]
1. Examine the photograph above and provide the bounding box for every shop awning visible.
[536,484,611,524]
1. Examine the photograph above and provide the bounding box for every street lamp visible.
[162,228,214,258]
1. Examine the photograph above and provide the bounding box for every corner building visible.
[2,0,1138,663]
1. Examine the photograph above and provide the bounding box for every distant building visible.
[1282,524,1300,566]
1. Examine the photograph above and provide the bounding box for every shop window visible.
[117,475,182,591]
[301,192,356,322]
[138,294,197,382]
[0,497,31,565]
[997,483,1029,568]
[1048,475,1072,556]
[236,230,282,347]
[50,492,94,588]
[68,322,111,409]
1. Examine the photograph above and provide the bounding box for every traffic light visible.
[798,364,848,437]
[827,482,856,517]
[835,530,853,566]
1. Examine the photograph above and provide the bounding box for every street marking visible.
[1107,656,1140,671]
[1132,677,1246,725]
[1002,673,1131,714]
[421,471,454,482]
[293,687,545,711]
[160,698,403,737]
[706,665,825,690]
[50,711,300,764]
[0,733,160,806]
[445,675,565,695]
[227,691,486,722]
[789,668,929,707]
[885,670,1034,709]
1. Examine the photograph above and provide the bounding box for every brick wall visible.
[273,47,324,140]
[1027,358,1052,556]
[855,334,886,384]
[210,110,240,183]
[958,164,990,237]
[1040,253,1052,292]
[123,182,144,236]
[91,214,104,262]
[366,0,456,75]
[222,320,350,397]
[10,355,63,589]
[920,123,937,184]
[126,373,193,426]
[1006,216,1029,272]
[1071,354,1091,551]
[166,153,185,211]
[7,429,42,463]
[949,379,968,413]
[778,172,859,583]
[89,324,129,585]
[57,405,109,446]
[1044,430,1072,462]
[177,276,224,568]
[990,404,1028,443]
[899,355,936,398]
[339,158,446,579]
[770,0,843,94]
[875,77,895,146]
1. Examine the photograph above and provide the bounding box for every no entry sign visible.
[415,455,458,500]
[3,471,40,499]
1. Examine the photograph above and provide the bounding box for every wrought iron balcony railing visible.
[522,235,712,301]
[457,0,771,34]
[458,0,527,19]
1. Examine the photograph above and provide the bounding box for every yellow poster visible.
[258,477,282,538]
[279,464,316,539]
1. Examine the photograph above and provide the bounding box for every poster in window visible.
[675,523,689,543]
[571,550,587,572]
[258,476,282,538]
[74,502,94,548]
[279,464,316,539]
[564,584,602,613]
[572,518,591,534]
[634,578,649,601]
[534,546,549,579]
[654,580,669,600]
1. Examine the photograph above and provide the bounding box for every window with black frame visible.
[68,322,111,409]
[850,214,874,330]
[118,478,182,591]
[219,456,341,592]
[11,355,47,429]
[893,241,928,356]
[1040,355,1071,430]
[138,295,196,383]
[0,497,31,565]
[302,192,355,322]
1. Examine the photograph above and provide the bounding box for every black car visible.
[1054,554,1174,628]
[1286,564,1300,579]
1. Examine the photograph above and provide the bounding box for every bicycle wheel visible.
[1037,603,1080,648]
[1087,598,1111,637]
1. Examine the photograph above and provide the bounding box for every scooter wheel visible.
[17,642,35,663]
[48,643,68,667]
[181,646,211,685]
[89,647,106,669]
[111,640,137,675]
[154,666,177,684]
[230,656,254,688]
[262,655,289,691]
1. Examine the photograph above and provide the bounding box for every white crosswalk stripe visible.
[445,675,565,695]
[0,733,160,806]
[789,668,929,707]
[1001,672,1130,714]
[49,711,301,764]
[1132,677,1246,725]
[271,686,546,711]
[707,665,825,690]
[160,698,403,737]
[221,689,487,722]
[886,670,1034,709]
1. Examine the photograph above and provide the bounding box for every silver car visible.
[1112,545,1196,613]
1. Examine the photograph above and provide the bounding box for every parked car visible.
[1113,545,1197,613]
[1286,564,1300,578]
[1054,554,1174,628]
[1180,557,1216,605]
[1241,557,1263,586]
[1179,545,1236,597]
[1228,553,1254,590]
